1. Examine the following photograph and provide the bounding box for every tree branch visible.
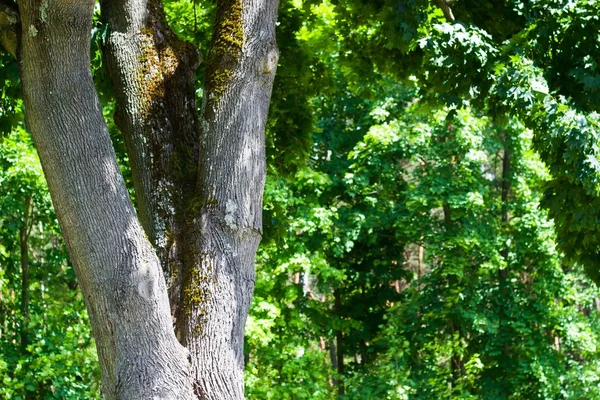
[100,0,201,320]
[435,0,455,22]
[0,1,18,58]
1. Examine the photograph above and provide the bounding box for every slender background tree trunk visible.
[19,194,32,352]
[499,139,511,358]
[334,289,344,397]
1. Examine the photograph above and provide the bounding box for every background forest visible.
[2,0,600,398]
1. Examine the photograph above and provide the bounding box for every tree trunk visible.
[100,0,279,397]
[17,1,193,398]
[100,0,201,322]
[176,0,279,397]
[19,194,32,351]
[14,0,278,396]
[418,240,424,279]
[499,142,511,357]
[334,289,344,396]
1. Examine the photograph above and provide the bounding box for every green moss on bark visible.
[181,256,217,336]
[204,0,244,108]
[213,0,244,58]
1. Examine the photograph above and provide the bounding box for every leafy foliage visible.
[0,129,100,399]
[2,0,600,398]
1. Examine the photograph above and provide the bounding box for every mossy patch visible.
[135,2,199,119]
[186,195,219,219]
[181,256,217,336]
[212,0,244,58]
[209,68,234,99]
[135,25,184,115]
[204,0,244,110]
[182,266,211,315]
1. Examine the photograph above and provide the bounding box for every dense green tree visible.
[243,2,600,398]
[326,0,600,280]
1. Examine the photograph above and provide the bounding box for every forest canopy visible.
[2,0,600,398]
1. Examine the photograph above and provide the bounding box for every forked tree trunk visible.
[17,1,193,398]
[101,0,278,397]
[15,0,279,398]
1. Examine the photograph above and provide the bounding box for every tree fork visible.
[11,0,279,397]
[102,0,280,397]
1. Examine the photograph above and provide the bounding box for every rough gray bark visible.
[9,0,279,397]
[100,0,201,320]
[100,0,279,397]
[176,0,279,398]
[17,1,193,398]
